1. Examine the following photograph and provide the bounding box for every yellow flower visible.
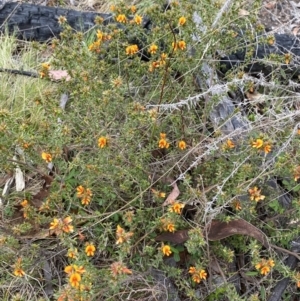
[50,217,73,235]
[252,138,264,149]
[67,248,78,259]
[159,192,166,198]
[268,259,275,267]
[116,14,127,23]
[226,139,235,149]
[189,266,197,274]
[232,200,242,211]
[76,185,85,197]
[64,264,85,275]
[248,186,265,202]
[178,16,186,26]
[14,267,25,277]
[116,225,133,245]
[49,218,60,230]
[13,258,25,277]
[98,136,107,148]
[158,133,169,149]
[130,5,137,13]
[178,41,186,50]
[126,44,139,55]
[88,40,101,53]
[134,14,142,25]
[81,197,91,205]
[64,265,73,274]
[85,243,96,257]
[255,258,274,275]
[158,138,170,149]
[192,274,201,283]
[20,199,28,207]
[178,140,186,150]
[294,272,300,288]
[199,269,207,279]
[172,42,177,51]
[62,216,74,233]
[96,30,103,40]
[169,202,184,214]
[264,143,271,154]
[166,223,175,232]
[41,62,50,70]
[161,53,167,61]
[41,152,52,163]
[260,265,270,275]
[69,272,81,287]
[161,244,172,256]
[148,44,158,54]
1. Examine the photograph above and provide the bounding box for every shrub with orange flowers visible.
[3,0,300,300]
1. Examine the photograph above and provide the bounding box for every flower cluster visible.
[158,133,170,149]
[76,185,93,205]
[89,29,111,53]
[49,216,74,235]
[126,44,139,55]
[188,266,207,283]
[13,258,25,277]
[116,225,134,245]
[149,54,167,71]
[255,258,275,275]
[116,14,127,23]
[64,264,86,288]
[248,186,265,202]
[172,40,186,51]
[251,138,272,154]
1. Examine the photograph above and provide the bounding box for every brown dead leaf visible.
[156,219,270,248]
[204,219,270,248]
[49,70,71,81]
[162,181,180,206]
